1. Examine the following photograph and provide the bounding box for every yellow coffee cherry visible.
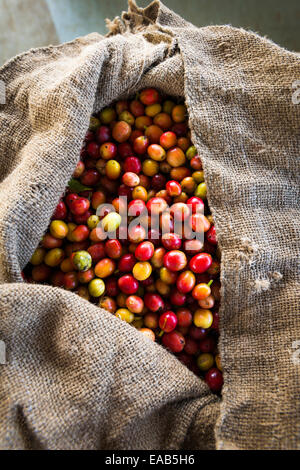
[192,171,205,183]
[132,317,144,329]
[88,278,105,297]
[193,309,213,329]
[105,160,121,180]
[206,215,214,226]
[145,103,162,117]
[172,104,186,123]
[132,186,148,201]
[142,159,159,177]
[115,308,134,323]
[133,262,152,281]
[60,258,74,273]
[155,279,171,296]
[197,353,215,371]
[174,192,188,203]
[50,220,68,239]
[160,267,177,285]
[44,248,65,267]
[67,223,77,241]
[147,144,166,162]
[101,212,121,232]
[30,247,46,266]
[181,177,196,194]
[87,215,100,230]
[215,354,222,371]
[166,147,186,168]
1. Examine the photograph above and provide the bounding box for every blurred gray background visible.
[1,0,299,66]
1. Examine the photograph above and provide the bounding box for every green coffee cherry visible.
[89,116,100,131]
[87,215,100,230]
[186,145,197,160]
[73,251,92,272]
[99,107,116,124]
[162,100,175,115]
[197,353,214,371]
[195,182,207,199]
[119,111,135,126]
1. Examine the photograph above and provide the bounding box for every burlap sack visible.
[0,0,299,450]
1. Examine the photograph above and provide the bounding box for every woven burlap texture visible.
[0,0,299,450]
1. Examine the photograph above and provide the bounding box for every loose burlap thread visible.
[0,0,299,450]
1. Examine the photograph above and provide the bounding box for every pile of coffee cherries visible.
[24,88,223,393]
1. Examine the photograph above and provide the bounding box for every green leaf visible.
[68,178,92,193]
